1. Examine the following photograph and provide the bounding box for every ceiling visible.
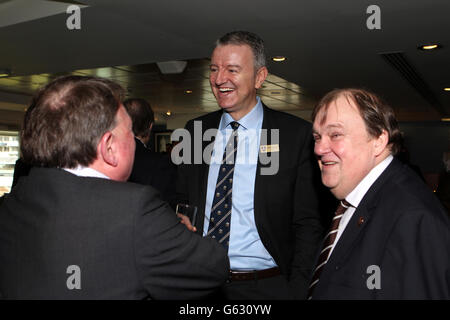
[0,0,449,125]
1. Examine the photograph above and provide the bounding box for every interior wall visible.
[399,122,450,174]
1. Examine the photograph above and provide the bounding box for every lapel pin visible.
[358,216,365,226]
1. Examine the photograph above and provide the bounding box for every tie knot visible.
[341,199,351,208]
[336,199,351,215]
[230,121,240,130]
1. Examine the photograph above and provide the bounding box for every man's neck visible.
[344,154,393,205]
[226,96,259,121]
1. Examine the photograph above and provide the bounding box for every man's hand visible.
[177,213,197,232]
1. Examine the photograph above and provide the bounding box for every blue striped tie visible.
[207,121,240,249]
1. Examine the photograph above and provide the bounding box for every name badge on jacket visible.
[260,144,280,153]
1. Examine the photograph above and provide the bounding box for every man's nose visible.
[314,137,329,156]
[214,69,227,86]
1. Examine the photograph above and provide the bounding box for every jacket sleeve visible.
[133,187,229,299]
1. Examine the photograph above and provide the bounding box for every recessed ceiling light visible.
[441,118,450,122]
[272,56,286,62]
[185,90,193,94]
[418,44,441,50]
[444,88,450,92]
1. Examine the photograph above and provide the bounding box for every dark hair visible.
[216,30,266,70]
[312,88,402,155]
[21,75,125,168]
[123,98,154,137]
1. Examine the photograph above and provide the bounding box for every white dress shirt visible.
[329,155,393,257]
[203,97,277,270]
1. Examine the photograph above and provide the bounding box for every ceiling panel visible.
[0,0,448,122]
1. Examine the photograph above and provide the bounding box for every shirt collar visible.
[63,166,111,180]
[345,154,393,207]
[135,136,147,148]
[219,96,263,131]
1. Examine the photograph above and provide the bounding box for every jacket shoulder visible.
[372,162,448,223]
[185,110,222,129]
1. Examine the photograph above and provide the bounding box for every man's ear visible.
[255,66,268,89]
[374,129,389,156]
[98,131,118,167]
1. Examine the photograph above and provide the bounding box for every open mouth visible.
[321,161,338,166]
[218,87,234,94]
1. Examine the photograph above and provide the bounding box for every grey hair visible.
[215,30,266,71]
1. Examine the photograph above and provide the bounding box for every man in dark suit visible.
[123,98,177,209]
[0,75,229,299]
[309,88,450,299]
[175,31,325,299]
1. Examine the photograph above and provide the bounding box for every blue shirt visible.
[203,97,277,270]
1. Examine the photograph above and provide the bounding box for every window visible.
[0,131,20,196]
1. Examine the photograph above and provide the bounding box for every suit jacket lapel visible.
[196,110,223,232]
[254,104,272,227]
[325,204,373,270]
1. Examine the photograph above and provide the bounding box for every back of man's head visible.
[123,98,154,138]
[21,75,125,168]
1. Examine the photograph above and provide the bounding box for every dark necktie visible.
[206,121,240,249]
[307,199,351,299]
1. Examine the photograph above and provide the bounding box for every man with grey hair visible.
[176,31,326,299]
